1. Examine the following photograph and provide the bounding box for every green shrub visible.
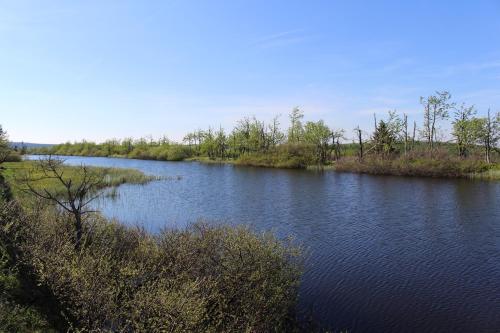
[3,151,21,162]
[166,145,190,161]
[3,202,302,332]
[0,196,56,332]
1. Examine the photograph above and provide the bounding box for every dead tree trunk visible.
[355,127,363,161]
[403,114,408,157]
[412,121,416,151]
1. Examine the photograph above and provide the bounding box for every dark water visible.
[27,155,500,332]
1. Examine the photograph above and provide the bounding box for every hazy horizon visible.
[2,1,500,143]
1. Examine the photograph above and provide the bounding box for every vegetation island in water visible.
[30,91,500,180]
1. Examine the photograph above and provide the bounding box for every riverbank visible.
[333,157,500,180]
[0,161,303,332]
[29,152,500,180]
[188,155,500,180]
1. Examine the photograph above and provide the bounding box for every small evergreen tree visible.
[373,120,396,157]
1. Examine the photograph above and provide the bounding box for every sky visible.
[1,0,500,143]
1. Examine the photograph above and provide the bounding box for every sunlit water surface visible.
[27,155,500,332]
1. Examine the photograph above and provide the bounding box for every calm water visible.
[27,155,500,332]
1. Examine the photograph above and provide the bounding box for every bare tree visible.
[411,120,417,151]
[421,91,453,156]
[288,107,304,143]
[403,114,408,157]
[331,129,345,161]
[355,126,363,161]
[19,156,104,248]
[268,114,285,148]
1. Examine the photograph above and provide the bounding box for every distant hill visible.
[9,142,55,149]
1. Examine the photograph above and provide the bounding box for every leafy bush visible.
[0,195,57,332]
[1,202,302,332]
[235,144,316,169]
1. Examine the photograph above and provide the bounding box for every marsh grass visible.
[469,164,500,180]
[2,161,159,200]
[334,156,496,179]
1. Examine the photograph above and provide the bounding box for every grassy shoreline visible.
[173,155,500,180]
[332,157,500,180]
[2,161,159,200]
[29,152,500,180]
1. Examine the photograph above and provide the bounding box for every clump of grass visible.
[101,167,160,186]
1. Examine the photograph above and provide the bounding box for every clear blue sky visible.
[2,0,500,143]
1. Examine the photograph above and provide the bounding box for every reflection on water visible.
[27,155,500,332]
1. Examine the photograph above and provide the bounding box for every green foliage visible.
[0,189,56,332]
[452,104,478,158]
[0,168,302,332]
[1,205,302,332]
[303,120,332,164]
[372,120,396,156]
[420,91,453,150]
[0,125,15,165]
[288,107,304,144]
[38,139,193,162]
[235,144,316,169]
[25,93,500,178]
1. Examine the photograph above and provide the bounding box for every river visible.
[26,155,500,332]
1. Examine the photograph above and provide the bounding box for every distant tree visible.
[268,115,285,148]
[402,114,408,156]
[331,129,345,161]
[183,131,204,155]
[0,125,11,165]
[214,126,227,159]
[248,117,266,152]
[20,142,27,155]
[420,91,454,156]
[354,126,364,161]
[200,128,217,159]
[386,110,404,141]
[475,109,500,163]
[303,120,332,164]
[19,156,104,248]
[373,120,396,157]
[233,117,251,154]
[452,104,477,158]
[288,107,304,143]
[121,138,134,155]
[371,111,402,157]
[159,135,170,145]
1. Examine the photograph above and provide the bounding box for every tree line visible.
[31,91,500,167]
